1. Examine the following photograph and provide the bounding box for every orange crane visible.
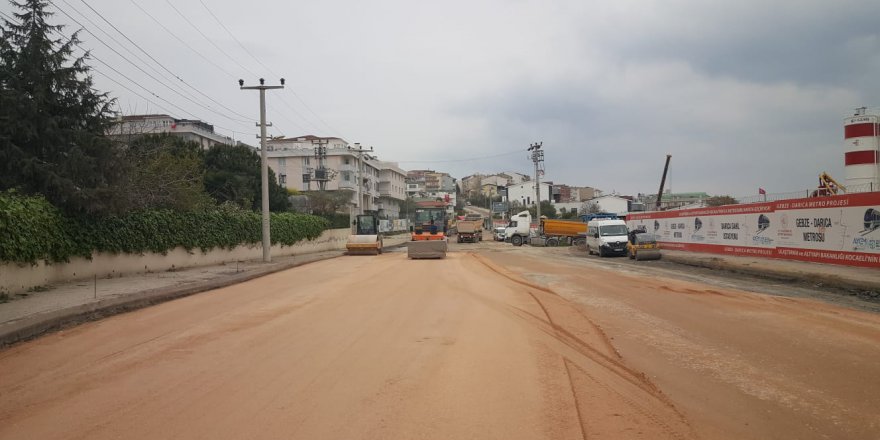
[812,172,847,197]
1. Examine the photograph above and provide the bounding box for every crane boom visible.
[656,154,672,210]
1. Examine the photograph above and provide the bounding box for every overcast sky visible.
[3,0,879,197]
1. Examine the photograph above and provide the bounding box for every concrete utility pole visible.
[348,143,373,215]
[312,138,330,191]
[240,78,284,263]
[529,142,544,223]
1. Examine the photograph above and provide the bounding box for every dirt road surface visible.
[1,243,879,439]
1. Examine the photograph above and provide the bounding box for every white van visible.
[585,219,629,257]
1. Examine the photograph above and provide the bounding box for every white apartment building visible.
[267,136,406,218]
[108,114,241,149]
[375,161,407,219]
[506,181,552,208]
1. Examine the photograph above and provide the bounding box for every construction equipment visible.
[457,215,483,243]
[812,171,847,197]
[656,154,672,210]
[346,214,383,255]
[540,218,587,246]
[407,205,448,259]
[627,227,661,261]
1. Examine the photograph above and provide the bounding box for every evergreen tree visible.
[0,0,121,214]
[204,143,289,212]
[119,134,213,211]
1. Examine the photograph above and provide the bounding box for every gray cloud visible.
[3,0,876,199]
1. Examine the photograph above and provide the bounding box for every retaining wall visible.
[627,192,880,268]
[1,228,351,294]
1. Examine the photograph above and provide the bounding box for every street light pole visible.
[240,78,285,263]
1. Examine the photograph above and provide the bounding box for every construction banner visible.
[627,193,880,267]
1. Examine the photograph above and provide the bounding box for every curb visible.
[0,252,344,349]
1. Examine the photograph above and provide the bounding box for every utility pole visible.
[348,143,373,215]
[528,142,544,223]
[312,138,329,191]
[240,78,284,263]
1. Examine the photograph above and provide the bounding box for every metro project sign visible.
[627,193,880,267]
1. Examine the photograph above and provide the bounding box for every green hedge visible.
[319,212,352,229]
[0,191,329,263]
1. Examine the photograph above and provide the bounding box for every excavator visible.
[812,172,847,197]
[346,214,383,255]
[407,204,448,259]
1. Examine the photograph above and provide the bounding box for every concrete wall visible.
[1,228,351,295]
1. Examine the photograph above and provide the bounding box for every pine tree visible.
[0,0,121,214]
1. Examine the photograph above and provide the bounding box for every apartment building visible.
[266,136,406,218]
[108,114,243,149]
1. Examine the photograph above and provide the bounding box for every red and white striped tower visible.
[844,107,880,190]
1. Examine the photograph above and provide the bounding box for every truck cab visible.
[505,211,532,246]
[585,219,629,257]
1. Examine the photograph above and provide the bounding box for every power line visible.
[1,9,248,140]
[127,0,237,80]
[49,1,253,129]
[73,0,256,124]
[56,0,223,120]
[163,0,259,78]
[195,0,343,137]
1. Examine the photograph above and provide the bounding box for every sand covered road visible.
[2,245,879,439]
[478,245,880,440]
[0,251,692,440]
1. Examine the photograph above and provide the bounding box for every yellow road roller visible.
[627,229,661,261]
[346,214,383,255]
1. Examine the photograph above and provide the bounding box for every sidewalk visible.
[0,235,411,347]
[660,249,880,293]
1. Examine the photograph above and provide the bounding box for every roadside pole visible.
[240,78,285,263]
[529,142,544,227]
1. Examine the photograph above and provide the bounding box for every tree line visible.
[0,0,288,216]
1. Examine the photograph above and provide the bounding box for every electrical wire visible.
[195,0,343,137]
[49,0,253,130]
[127,0,237,80]
[57,0,224,119]
[74,0,256,124]
[163,0,258,78]
[1,10,248,140]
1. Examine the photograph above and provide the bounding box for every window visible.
[279,174,287,185]
[279,158,286,166]
[303,157,310,166]
[344,158,350,165]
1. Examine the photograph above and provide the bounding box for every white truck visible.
[585,218,629,257]
[504,211,533,246]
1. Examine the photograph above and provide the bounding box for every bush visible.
[319,213,352,229]
[0,191,328,263]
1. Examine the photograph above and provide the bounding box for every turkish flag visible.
[758,188,766,195]
[444,194,450,203]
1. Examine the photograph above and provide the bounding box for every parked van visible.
[585,219,629,257]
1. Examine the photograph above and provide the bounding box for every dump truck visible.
[539,218,588,246]
[407,205,448,259]
[456,216,483,243]
[346,214,383,255]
